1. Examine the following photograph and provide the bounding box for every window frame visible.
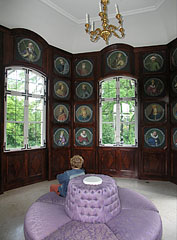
[4,66,47,152]
[99,76,138,147]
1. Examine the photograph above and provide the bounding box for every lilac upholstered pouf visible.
[24,174,162,240]
[65,174,121,223]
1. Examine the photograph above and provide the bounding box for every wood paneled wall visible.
[0,25,177,193]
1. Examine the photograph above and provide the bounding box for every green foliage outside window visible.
[5,67,46,151]
[100,77,137,146]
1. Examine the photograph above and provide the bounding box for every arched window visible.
[4,67,47,151]
[99,76,138,147]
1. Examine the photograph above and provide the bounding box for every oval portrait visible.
[76,82,93,99]
[17,38,41,62]
[54,57,70,75]
[144,103,164,122]
[173,129,177,148]
[76,60,93,77]
[144,128,165,148]
[107,50,128,70]
[172,103,177,121]
[54,80,69,99]
[144,78,164,97]
[143,53,164,72]
[53,128,69,147]
[54,104,69,123]
[75,128,93,146]
[171,47,177,67]
[172,75,177,94]
[76,105,93,123]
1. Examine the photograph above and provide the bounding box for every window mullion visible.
[24,71,29,148]
[99,101,103,145]
[135,99,138,146]
[42,98,46,146]
[99,83,103,145]
[116,78,120,145]
[4,93,8,150]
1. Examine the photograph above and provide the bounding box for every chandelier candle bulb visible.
[115,4,119,14]
[91,21,94,31]
[99,2,102,12]
[86,13,89,24]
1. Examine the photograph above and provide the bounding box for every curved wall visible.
[0,25,177,193]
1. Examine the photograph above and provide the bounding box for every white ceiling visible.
[39,0,166,23]
[0,0,176,53]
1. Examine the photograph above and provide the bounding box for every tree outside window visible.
[99,76,138,147]
[4,67,46,151]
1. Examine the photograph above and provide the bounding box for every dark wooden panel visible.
[0,30,4,194]
[171,151,177,180]
[118,149,138,177]
[99,148,116,174]
[6,152,26,184]
[99,148,138,177]
[51,149,71,178]
[142,151,167,177]
[28,150,45,177]
[72,149,96,173]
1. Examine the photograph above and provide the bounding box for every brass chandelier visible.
[85,0,125,45]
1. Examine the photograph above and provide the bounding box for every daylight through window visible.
[99,76,138,147]
[4,67,46,151]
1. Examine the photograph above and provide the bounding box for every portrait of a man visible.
[54,81,69,99]
[76,105,92,123]
[76,60,93,77]
[76,82,93,99]
[54,57,70,75]
[17,38,41,63]
[107,50,128,70]
[54,104,69,123]
[143,53,164,72]
[144,128,165,148]
[145,103,164,122]
[75,128,93,146]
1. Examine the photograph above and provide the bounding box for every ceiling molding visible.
[78,6,157,24]
[39,0,167,25]
[39,0,79,23]
[155,0,166,9]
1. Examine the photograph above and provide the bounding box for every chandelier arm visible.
[108,25,124,39]
[90,28,102,42]
[108,25,118,31]
[111,30,121,39]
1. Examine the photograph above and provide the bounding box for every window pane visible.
[102,123,116,144]
[7,69,25,92]
[120,78,135,98]
[29,98,43,122]
[120,100,135,123]
[29,71,44,95]
[102,101,116,122]
[120,123,135,145]
[102,79,116,98]
[6,123,24,149]
[101,101,116,144]
[6,95,24,121]
[28,123,42,147]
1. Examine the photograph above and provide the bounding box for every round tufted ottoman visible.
[65,174,121,223]
[24,174,162,240]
